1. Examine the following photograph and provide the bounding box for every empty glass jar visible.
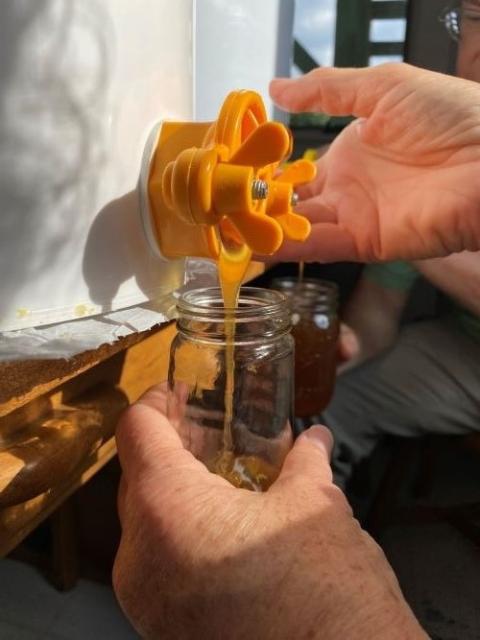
[271,277,339,418]
[167,287,294,491]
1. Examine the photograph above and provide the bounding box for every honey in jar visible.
[272,278,339,418]
[208,450,280,492]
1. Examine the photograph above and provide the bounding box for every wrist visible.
[319,564,427,639]
[294,519,427,639]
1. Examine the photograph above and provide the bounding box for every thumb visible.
[116,386,211,488]
[270,63,411,118]
[274,425,334,488]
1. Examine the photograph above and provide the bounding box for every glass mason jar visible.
[271,277,339,418]
[167,287,294,491]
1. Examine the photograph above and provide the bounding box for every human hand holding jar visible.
[114,386,427,640]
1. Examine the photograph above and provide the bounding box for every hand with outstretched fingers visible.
[270,63,480,263]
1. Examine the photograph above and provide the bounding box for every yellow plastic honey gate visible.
[147,90,316,260]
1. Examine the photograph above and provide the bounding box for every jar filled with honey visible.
[167,287,294,492]
[271,278,339,418]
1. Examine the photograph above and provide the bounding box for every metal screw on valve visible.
[291,192,299,207]
[251,179,269,200]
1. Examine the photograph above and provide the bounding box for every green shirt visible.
[364,261,480,342]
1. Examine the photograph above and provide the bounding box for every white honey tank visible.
[0,0,294,338]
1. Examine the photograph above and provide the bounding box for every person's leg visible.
[324,319,480,490]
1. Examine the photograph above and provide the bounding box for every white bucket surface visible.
[0,0,294,338]
[0,0,192,331]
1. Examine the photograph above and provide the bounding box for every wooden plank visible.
[0,388,127,509]
[294,40,319,74]
[0,264,264,554]
[0,327,175,555]
[0,327,159,419]
[404,0,457,74]
[0,326,175,493]
[371,1,407,20]
[50,499,79,590]
[0,264,263,420]
[116,323,175,404]
[369,41,405,56]
[334,0,371,67]
[0,437,118,557]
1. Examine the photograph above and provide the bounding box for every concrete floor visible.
[0,558,138,639]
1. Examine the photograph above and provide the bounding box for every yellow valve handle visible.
[272,212,311,242]
[161,90,316,258]
[261,159,316,242]
[229,122,291,167]
[227,209,284,255]
[276,158,317,185]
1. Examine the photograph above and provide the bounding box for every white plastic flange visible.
[138,121,169,261]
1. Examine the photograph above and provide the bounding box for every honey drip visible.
[210,244,279,491]
[298,261,305,283]
[217,244,251,452]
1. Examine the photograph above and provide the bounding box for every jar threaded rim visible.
[175,287,291,340]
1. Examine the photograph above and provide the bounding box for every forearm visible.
[320,586,427,640]
[413,252,480,317]
[293,521,427,640]
[312,568,427,639]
